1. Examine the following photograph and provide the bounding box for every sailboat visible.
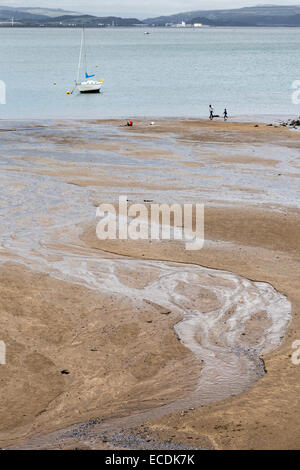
[75,28,103,94]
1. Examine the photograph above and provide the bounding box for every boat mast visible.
[83,27,88,77]
[76,28,84,84]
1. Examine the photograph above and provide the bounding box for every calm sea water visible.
[0,27,300,119]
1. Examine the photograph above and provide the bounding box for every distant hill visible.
[14,7,79,17]
[145,4,300,26]
[0,8,45,22]
[190,14,300,27]
[0,6,78,18]
[45,15,143,27]
[0,6,142,27]
[0,5,79,23]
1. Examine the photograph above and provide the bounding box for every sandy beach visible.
[0,118,299,450]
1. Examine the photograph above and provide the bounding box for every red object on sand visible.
[127,121,133,127]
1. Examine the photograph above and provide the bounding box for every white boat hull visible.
[77,80,102,93]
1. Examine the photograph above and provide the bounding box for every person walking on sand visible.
[209,104,214,120]
[223,108,228,121]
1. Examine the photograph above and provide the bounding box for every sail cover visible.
[85,73,96,79]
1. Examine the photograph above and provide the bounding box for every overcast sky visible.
[1,1,300,19]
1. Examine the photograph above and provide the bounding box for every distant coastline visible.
[2,4,300,28]
[2,24,300,29]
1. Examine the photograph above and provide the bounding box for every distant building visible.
[172,21,193,28]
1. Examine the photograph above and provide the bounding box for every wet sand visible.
[0,118,299,449]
